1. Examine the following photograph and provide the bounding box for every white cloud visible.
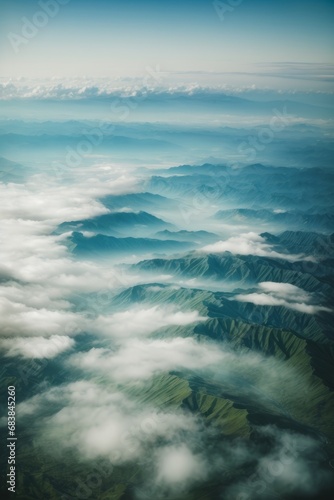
[0,335,74,359]
[0,282,71,311]
[92,306,206,339]
[0,205,135,293]
[201,232,313,262]
[258,281,310,301]
[0,174,138,223]
[0,185,105,224]
[224,426,332,500]
[13,368,330,499]
[0,296,84,337]
[1,78,332,102]
[16,381,201,465]
[234,281,331,314]
[67,332,312,404]
[155,444,208,486]
[0,170,142,354]
[69,337,225,382]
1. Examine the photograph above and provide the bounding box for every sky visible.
[0,0,334,89]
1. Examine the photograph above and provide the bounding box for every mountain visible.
[215,209,334,233]
[133,251,333,293]
[262,231,334,258]
[0,155,28,182]
[157,163,230,176]
[69,231,195,257]
[0,133,180,154]
[154,229,219,244]
[111,282,333,342]
[100,192,174,212]
[146,164,334,211]
[57,210,173,237]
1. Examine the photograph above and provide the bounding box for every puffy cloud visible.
[67,329,313,404]
[0,175,138,223]
[201,232,313,262]
[69,337,224,382]
[155,444,208,487]
[0,282,71,311]
[16,381,201,465]
[0,185,105,225]
[0,296,84,337]
[0,166,141,305]
[259,281,310,301]
[235,281,331,314]
[0,167,142,365]
[1,78,332,101]
[0,335,74,359]
[14,380,331,499]
[224,425,332,500]
[0,80,244,101]
[92,306,206,339]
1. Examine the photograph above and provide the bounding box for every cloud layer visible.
[15,381,331,499]
[17,381,201,466]
[0,164,142,364]
[201,232,313,261]
[235,281,331,314]
[92,305,206,339]
[0,335,74,359]
[69,337,223,382]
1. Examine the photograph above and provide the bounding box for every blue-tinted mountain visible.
[0,156,28,182]
[100,192,175,212]
[154,229,219,244]
[57,210,172,237]
[0,133,180,153]
[146,164,334,211]
[69,231,194,257]
[133,251,334,293]
[112,281,333,344]
[215,209,334,232]
[262,231,334,258]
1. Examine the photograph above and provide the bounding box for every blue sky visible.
[0,0,333,90]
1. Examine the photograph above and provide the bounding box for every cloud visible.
[259,281,310,300]
[0,185,101,225]
[0,175,138,223]
[234,281,331,314]
[155,444,208,487]
[248,62,334,83]
[65,311,320,405]
[0,282,71,311]
[92,305,206,339]
[13,379,332,499]
[0,335,74,359]
[0,167,141,302]
[0,80,209,101]
[16,381,202,466]
[1,76,333,100]
[0,296,84,337]
[0,164,143,371]
[67,334,312,414]
[201,232,313,262]
[69,337,224,382]
[224,425,332,500]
